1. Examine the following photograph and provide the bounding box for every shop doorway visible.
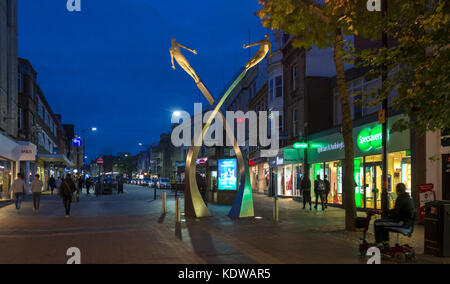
[365,162,382,209]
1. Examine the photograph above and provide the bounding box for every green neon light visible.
[354,158,363,207]
[293,142,308,149]
[293,142,323,149]
[309,143,324,149]
[357,125,383,151]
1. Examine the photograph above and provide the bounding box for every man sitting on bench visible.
[374,183,415,248]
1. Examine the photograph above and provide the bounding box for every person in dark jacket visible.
[60,174,76,218]
[323,175,331,209]
[373,183,415,247]
[118,178,124,194]
[301,176,312,210]
[76,176,84,202]
[314,175,325,211]
[49,176,56,195]
[85,177,92,195]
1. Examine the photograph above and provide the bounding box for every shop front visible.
[249,158,269,195]
[36,154,74,190]
[307,115,411,210]
[0,158,14,200]
[0,135,37,199]
[268,149,304,198]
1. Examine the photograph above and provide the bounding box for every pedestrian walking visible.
[323,175,331,209]
[49,176,56,195]
[56,177,62,191]
[76,176,84,202]
[118,178,124,194]
[30,174,43,213]
[301,176,312,210]
[60,174,76,218]
[314,175,326,211]
[9,173,27,213]
[196,172,207,207]
[85,177,92,195]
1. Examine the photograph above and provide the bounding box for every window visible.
[293,109,298,137]
[7,0,13,27]
[18,108,23,130]
[333,90,342,125]
[279,114,283,131]
[18,73,23,93]
[269,79,274,101]
[353,88,363,120]
[250,81,256,99]
[292,65,298,90]
[275,76,282,97]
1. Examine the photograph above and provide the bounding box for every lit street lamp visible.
[80,127,98,169]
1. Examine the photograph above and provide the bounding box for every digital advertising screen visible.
[218,159,237,190]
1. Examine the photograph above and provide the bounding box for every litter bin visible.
[424,200,450,257]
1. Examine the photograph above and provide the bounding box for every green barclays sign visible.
[357,125,383,151]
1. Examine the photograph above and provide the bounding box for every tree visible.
[355,0,450,135]
[257,0,382,231]
[115,153,137,178]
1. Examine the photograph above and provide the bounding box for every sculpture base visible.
[228,162,254,219]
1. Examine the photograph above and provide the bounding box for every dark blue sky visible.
[18,0,267,160]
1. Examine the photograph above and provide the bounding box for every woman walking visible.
[60,174,76,218]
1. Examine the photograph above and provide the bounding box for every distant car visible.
[148,178,158,188]
[157,178,171,189]
[142,178,151,186]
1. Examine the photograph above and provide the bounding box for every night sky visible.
[18,0,268,160]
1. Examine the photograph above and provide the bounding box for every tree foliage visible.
[115,153,137,178]
[355,0,450,134]
[257,0,385,231]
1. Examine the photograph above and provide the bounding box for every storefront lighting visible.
[357,125,383,151]
[293,142,308,149]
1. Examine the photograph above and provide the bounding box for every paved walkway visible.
[0,185,447,264]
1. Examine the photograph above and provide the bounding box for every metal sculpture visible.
[171,35,271,218]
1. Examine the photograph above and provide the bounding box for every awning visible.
[36,154,75,167]
[0,133,20,161]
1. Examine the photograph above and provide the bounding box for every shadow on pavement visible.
[157,213,166,224]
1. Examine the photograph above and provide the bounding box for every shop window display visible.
[364,151,411,209]
[324,161,342,205]
[364,154,386,209]
[0,159,13,200]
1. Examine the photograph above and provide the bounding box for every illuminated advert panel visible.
[218,159,237,190]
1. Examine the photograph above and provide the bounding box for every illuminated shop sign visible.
[357,125,382,151]
[317,142,345,154]
[293,142,324,149]
[218,159,237,190]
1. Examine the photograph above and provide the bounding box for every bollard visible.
[162,192,167,214]
[175,198,181,223]
[273,197,279,222]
